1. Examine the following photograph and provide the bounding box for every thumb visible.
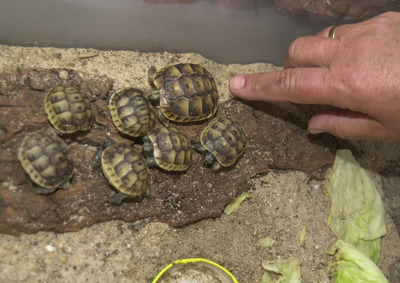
[308,109,397,140]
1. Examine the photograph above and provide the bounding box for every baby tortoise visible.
[192,117,246,172]
[93,139,150,204]
[109,87,156,138]
[45,85,92,134]
[147,63,219,124]
[143,126,192,171]
[18,130,74,194]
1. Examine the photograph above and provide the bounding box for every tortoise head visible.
[147,66,158,89]
[142,135,154,158]
[146,66,162,106]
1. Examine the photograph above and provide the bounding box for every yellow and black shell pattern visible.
[45,85,92,133]
[101,143,150,197]
[18,130,74,190]
[109,88,156,138]
[151,63,219,122]
[200,117,246,167]
[147,126,192,171]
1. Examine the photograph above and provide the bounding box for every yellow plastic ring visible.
[151,258,239,283]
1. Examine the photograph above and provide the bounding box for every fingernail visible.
[230,75,245,90]
[308,128,325,134]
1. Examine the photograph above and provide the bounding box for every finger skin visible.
[230,12,400,141]
[308,109,400,141]
[284,36,338,68]
[229,69,350,108]
[230,72,398,140]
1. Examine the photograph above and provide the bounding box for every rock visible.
[0,68,337,234]
[273,0,400,23]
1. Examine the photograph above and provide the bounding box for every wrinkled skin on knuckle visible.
[331,119,348,140]
[273,68,297,101]
[248,73,272,100]
[286,37,304,64]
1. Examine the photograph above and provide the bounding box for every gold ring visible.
[328,26,338,39]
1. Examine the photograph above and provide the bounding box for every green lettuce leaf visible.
[328,149,386,263]
[262,258,301,283]
[224,193,251,215]
[327,240,388,283]
[299,226,306,246]
[258,236,275,248]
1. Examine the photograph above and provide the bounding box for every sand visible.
[0,45,399,282]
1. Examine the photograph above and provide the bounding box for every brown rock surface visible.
[0,68,337,234]
[1,48,400,283]
[273,0,400,23]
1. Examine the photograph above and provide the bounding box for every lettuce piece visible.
[299,226,306,246]
[327,240,388,283]
[262,272,272,283]
[258,236,275,248]
[262,258,301,283]
[224,193,251,215]
[328,149,386,263]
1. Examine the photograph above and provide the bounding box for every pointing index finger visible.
[229,68,349,109]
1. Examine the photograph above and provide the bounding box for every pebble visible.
[46,245,54,252]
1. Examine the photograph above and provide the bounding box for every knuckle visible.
[273,68,296,100]
[249,73,269,99]
[332,123,347,139]
[287,37,306,60]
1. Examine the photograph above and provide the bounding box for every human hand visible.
[229,12,400,141]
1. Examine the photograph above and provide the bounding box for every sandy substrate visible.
[0,45,399,282]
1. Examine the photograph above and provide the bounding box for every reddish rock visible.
[0,68,337,234]
[273,0,399,23]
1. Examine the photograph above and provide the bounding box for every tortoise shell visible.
[45,85,92,133]
[109,88,156,138]
[200,117,246,167]
[150,63,219,122]
[101,143,150,197]
[18,130,74,192]
[147,126,192,171]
